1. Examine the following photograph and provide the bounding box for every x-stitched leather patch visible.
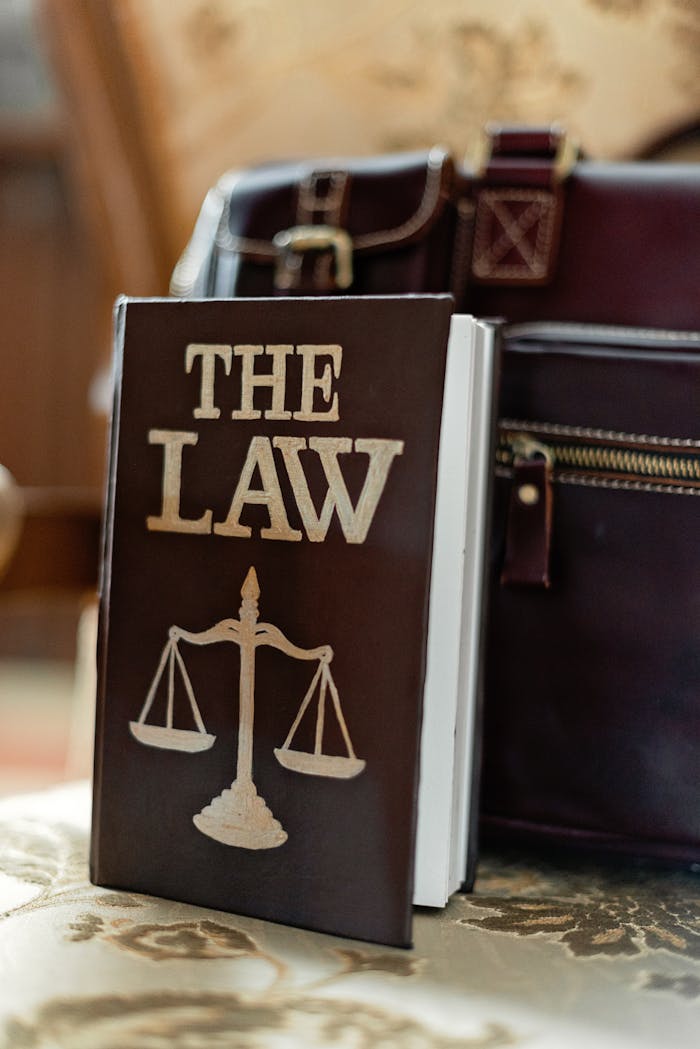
[472,188,560,285]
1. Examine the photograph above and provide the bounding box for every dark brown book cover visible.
[91,295,453,947]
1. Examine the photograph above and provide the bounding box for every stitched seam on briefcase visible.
[495,465,700,496]
[500,418,700,449]
[352,149,449,250]
[296,171,350,226]
[213,149,451,257]
[557,473,700,495]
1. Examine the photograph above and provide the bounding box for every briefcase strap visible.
[459,123,578,290]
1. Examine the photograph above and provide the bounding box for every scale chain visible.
[135,636,208,737]
[325,663,358,760]
[280,659,325,752]
[172,640,208,734]
[137,638,173,726]
[314,665,328,756]
[167,641,175,729]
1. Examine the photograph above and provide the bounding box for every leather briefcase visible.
[484,321,700,862]
[458,127,700,862]
[173,126,700,864]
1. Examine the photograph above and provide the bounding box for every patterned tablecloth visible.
[0,782,698,1048]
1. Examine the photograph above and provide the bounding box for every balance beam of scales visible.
[129,566,366,849]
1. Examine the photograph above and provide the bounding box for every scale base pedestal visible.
[193,778,287,850]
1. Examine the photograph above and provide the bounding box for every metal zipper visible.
[497,324,700,587]
[497,420,700,495]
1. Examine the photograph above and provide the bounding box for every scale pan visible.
[274,748,365,779]
[129,722,216,753]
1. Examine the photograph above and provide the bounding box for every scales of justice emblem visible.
[128,567,366,850]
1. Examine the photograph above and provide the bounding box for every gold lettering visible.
[147,429,213,534]
[185,343,232,420]
[273,435,404,543]
[214,436,302,541]
[293,344,342,422]
[231,345,293,421]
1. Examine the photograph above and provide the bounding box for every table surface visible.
[0,782,698,1048]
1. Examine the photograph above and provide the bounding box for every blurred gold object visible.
[0,466,24,581]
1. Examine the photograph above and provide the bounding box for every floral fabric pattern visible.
[2,992,517,1049]
[460,847,700,960]
[0,784,698,1048]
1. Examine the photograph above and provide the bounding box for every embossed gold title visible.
[147,344,404,543]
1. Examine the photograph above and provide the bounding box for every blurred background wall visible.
[0,0,698,788]
[38,0,700,306]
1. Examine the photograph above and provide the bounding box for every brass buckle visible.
[272,225,353,291]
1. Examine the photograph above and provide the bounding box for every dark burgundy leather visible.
[487,125,565,161]
[460,161,700,329]
[93,295,454,947]
[198,150,458,299]
[483,330,700,861]
[500,458,552,588]
[182,136,700,331]
[469,127,700,863]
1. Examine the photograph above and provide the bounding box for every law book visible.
[91,295,497,948]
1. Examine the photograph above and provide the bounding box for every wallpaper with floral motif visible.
[110,0,700,251]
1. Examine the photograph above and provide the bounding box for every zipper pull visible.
[501,433,553,588]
